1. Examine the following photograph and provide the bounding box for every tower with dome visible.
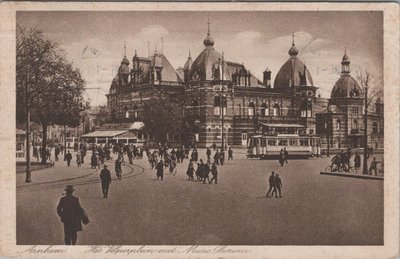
[315,50,384,149]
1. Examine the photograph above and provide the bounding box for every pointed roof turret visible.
[341,48,351,75]
[121,41,130,65]
[184,50,193,70]
[203,13,215,48]
[288,33,299,57]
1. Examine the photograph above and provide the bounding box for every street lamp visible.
[362,78,369,175]
[24,71,32,183]
[326,112,330,157]
[218,54,227,151]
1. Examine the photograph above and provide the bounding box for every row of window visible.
[324,119,382,133]
[214,106,281,116]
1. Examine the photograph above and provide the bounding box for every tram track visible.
[17,161,145,193]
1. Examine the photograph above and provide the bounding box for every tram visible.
[247,134,321,159]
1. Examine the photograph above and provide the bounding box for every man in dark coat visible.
[100,165,112,198]
[56,185,85,245]
[91,152,97,169]
[228,147,233,160]
[115,157,123,180]
[219,150,225,165]
[272,173,283,198]
[206,148,211,161]
[214,150,220,165]
[278,150,284,167]
[55,145,60,161]
[64,150,72,167]
[156,160,164,181]
[283,147,289,164]
[191,148,198,162]
[203,160,211,184]
[196,159,205,181]
[210,162,218,184]
[266,171,277,198]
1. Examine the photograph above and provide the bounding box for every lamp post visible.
[325,112,330,157]
[25,71,32,183]
[362,80,369,175]
[64,125,67,153]
[220,84,225,151]
[219,54,226,151]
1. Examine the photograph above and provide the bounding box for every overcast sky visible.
[17,11,383,106]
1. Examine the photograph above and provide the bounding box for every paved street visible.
[17,149,383,245]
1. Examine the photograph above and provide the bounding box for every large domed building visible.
[97,18,382,151]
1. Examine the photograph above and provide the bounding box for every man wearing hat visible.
[100,164,112,198]
[156,159,164,181]
[56,185,85,245]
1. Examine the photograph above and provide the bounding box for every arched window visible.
[336,119,341,130]
[260,103,268,116]
[214,95,226,116]
[273,103,280,116]
[248,102,255,116]
[352,119,358,130]
[372,122,378,134]
[124,106,129,119]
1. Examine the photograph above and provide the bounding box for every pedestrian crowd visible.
[55,142,235,245]
[147,144,231,184]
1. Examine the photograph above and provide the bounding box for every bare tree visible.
[356,70,383,174]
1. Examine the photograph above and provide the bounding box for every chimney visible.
[263,68,271,88]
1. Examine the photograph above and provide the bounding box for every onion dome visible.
[203,34,215,48]
[288,44,299,57]
[121,56,130,65]
[274,35,313,89]
[118,56,130,75]
[203,18,214,48]
[189,17,222,81]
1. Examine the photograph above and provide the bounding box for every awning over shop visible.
[81,130,127,138]
[260,123,305,128]
[115,131,138,139]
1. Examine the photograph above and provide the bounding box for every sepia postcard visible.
[0,2,399,258]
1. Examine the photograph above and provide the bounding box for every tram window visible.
[262,139,267,147]
[299,139,309,146]
[289,139,298,146]
[278,139,288,146]
[268,140,276,146]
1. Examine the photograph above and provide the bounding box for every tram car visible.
[247,134,321,159]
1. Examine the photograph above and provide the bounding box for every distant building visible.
[315,51,384,150]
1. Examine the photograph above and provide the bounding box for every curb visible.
[320,171,384,180]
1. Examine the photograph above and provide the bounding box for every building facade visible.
[315,51,384,150]
[105,22,383,149]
